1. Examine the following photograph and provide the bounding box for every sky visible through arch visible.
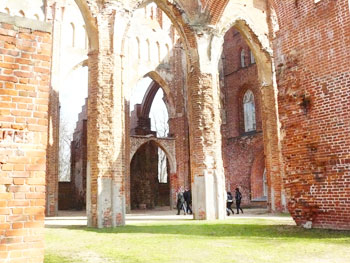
[130,77,169,136]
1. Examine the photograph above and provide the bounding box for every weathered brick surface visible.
[271,0,350,229]
[0,18,52,263]
[221,28,266,206]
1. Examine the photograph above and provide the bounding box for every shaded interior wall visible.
[221,28,266,206]
[130,141,170,209]
[60,99,87,210]
[0,14,52,262]
[58,182,73,210]
[270,0,350,229]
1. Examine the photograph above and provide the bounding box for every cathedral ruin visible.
[0,0,349,262]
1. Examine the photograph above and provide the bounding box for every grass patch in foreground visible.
[44,254,75,263]
[45,218,350,263]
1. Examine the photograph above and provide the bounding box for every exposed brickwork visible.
[271,0,350,229]
[221,28,266,206]
[0,16,52,263]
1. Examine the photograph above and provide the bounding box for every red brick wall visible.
[271,0,350,229]
[0,16,52,262]
[221,28,266,206]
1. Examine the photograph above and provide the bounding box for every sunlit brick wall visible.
[0,14,52,262]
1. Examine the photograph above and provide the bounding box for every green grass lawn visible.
[45,218,350,263]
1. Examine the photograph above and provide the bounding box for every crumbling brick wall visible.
[0,14,52,262]
[271,0,350,229]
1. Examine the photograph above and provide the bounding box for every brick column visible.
[0,14,52,263]
[86,14,126,227]
[188,34,226,220]
[260,84,284,212]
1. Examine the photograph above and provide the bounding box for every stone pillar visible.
[86,11,126,227]
[188,34,226,220]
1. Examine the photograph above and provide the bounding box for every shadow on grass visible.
[45,223,350,241]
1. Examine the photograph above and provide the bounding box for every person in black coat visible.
[183,188,192,214]
[235,188,243,214]
[176,188,186,215]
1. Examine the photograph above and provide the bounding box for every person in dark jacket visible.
[176,188,186,215]
[183,188,192,214]
[235,188,243,214]
[226,191,234,216]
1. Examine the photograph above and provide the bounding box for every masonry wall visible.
[271,0,350,229]
[0,14,52,263]
[221,28,266,206]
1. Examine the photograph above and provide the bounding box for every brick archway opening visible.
[219,21,283,212]
[128,74,178,210]
[221,27,268,208]
[130,140,172,210]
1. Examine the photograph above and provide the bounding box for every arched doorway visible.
[130,140,172,209]
[216,17,283,211]
[129,76,175,210]
[220,27,267,208]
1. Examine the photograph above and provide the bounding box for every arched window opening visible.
[240,49,245,68]
[136,37,141,60]
[150,7,154,20]
[250,50,256,64]
[83,26,88,50]
[243,90,256,132]
[165,44,170,62]
[146,39,150,61]
[130,77,171,210]
[34,14,40,20]
[156,42,161,63]
[70,23,75,47]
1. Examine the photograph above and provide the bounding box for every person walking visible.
[183,188,192,214]
[235,188,243,214]
[226,191,234,216]
[176,188,186,215]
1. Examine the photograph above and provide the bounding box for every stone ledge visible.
[0,12,52,33]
